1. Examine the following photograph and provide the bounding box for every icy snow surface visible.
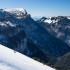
[0,45,55,70]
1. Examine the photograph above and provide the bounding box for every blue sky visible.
[0,0,70,17]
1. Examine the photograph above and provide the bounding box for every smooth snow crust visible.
[0,45,55,70]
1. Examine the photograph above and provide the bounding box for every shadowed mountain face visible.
[55,52,70,70]
[37,16,70,46]
[37,16,70,69]
[0,9,70,69]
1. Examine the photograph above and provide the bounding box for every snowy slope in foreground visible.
[0,45,55,70]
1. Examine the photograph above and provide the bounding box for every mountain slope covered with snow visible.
[0,45,55,70]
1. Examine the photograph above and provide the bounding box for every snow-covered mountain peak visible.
[44,18,52,24]
[3,8,27,14]
[41,17,58,24]
[0,8,29,20]
[67,16,70,20]
[40,16,70,24]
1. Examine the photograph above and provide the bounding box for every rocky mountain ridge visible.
[0,8,70,70]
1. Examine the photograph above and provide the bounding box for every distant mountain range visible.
[0,8,70,70]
